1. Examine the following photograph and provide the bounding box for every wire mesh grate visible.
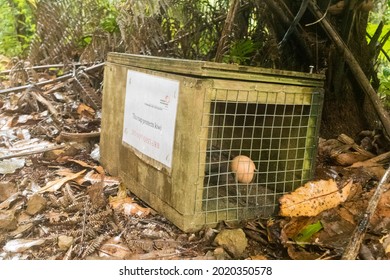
[198,87,322,224]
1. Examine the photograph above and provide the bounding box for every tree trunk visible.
[266,0,379,139]
[317,0,378,139]
[215,0,240,62]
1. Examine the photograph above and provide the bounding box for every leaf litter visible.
[0,61,390,260]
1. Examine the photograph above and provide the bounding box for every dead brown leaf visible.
[76,170,121,186]
[280,217,317,239]
[371,188,390,228]
[0,193,21,210]
[37,169,86,193]
[109,194,150,217]
[84,171,120,184]
[286,244,322,260]
[99,236,132,259]
[68,159,107,177]
[349,161,386,179]
[47,211,69,223]
[68,159,105,174]
[87,183,107,209]
[316,209,356,249]
[279,179,352,217]
[246,255,268,260]
[3,238,46,253]
[68,159,93,168]
[123,202,151,217]
[77,103,95,118]
[337,206,357,225]
[109,184,150,217]
[109,196,133,209]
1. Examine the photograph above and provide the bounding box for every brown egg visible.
[230,155,256,183]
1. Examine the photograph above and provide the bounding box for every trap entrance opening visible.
[200,96,318,223]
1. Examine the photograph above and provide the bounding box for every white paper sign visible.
[122,70,179,168]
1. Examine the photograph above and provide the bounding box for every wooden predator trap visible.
[100,53,324,232]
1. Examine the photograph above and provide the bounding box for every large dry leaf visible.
[76,170,121,186]
[84,171,121,185]
[99,236,131,259]
[68,159,105,174]
[3,238,46,253]
[123,202,150,217]
[286,244,322,260]
[77,103,95,118]
[109,184,150,217]
[37,169,86,193]
[47,211,69,223]
[109,196,134,210]
[0,193,21,210]
[279,179,352,217]
[109,184,133,209]
[281,217,317,240]
[0,158,25,174]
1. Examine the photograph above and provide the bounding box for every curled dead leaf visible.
[77,103,95,118]
[99,236,131,259]
[84,171,121,186]
[37,169,86,193]
[3,238,46,253]
[108,183,150,217]
[68,159,106,174]
[109,196,134,210]
[123,202,150,217]
[279,179,352,217]
[47,211,69,223]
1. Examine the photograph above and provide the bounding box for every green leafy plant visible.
[379,66,390,107]
[223,39,259,65]
[293,221,323,247]
[0,0,36,58]
[367,1,390,107]
[100,2,120,34]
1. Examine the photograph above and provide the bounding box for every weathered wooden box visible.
[100,53,324,232]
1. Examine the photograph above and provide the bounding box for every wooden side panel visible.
[101,60,211,231]
[100,63,127,177]
[107,53,325,87]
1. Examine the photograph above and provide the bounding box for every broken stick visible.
[337,134,376,158]
[341,165,390,260]
[0,144,66,160]
[59,131,100,142]
[352,150,390,167]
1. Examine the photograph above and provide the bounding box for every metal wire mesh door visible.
[198,86,323,224]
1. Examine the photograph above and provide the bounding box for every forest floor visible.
[0,62,389,260]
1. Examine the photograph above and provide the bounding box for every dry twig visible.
[341,166,390,259]
[59,131,100,142]
[337,134,376,158]
[0,144,67,160]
